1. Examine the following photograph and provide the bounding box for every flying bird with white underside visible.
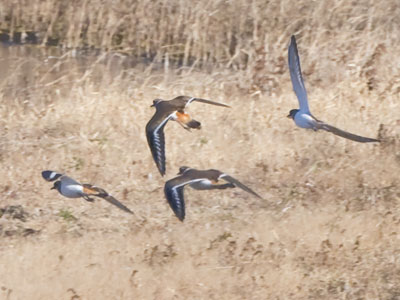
[42,170,133,214]
[145,96,230,176]
[287,35,380,143]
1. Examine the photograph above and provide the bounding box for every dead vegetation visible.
[0,0,400,299]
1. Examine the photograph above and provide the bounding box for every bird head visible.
[151,99,163,107]
[51,181,61,191]
[178,166,190,175]
[287,109,299,119]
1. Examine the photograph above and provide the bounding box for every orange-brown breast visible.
[176,111,192,124]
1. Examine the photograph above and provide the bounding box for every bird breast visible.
[174,111,191,123]
[60,183,84,198]
[294,112,317,129]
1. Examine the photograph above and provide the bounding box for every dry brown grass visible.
[0,1,400,299]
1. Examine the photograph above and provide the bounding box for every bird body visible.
[57,177,84,198]
[292,110,318,129]
[287,35,379,143]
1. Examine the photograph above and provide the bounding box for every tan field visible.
[1,1,400,299]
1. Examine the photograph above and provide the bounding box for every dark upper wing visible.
[145,110,174,176]
[288,35,310,113]
[100,195,134,214]
[219,174,263,199]
[189,97,230,108]
[164,178,187,221]
[83,184,134,214]
[42,170,63,182]
[164,176,204,221]
[316,122,380,143]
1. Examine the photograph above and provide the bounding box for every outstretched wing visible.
[187,97,230,108]
[164,182,186,221]
[146,111,174,176]
[82,184,134,214]
[219,174,263,199]
[316,122,380,143]
[288,35,310,113]
[164,176,204,221]
[100,195,134,214]
[42,170,63,182]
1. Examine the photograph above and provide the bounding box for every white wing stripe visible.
[171,178,206,190]
[153,112,175,135]
[185,97,196,107]
[151,112,176,165]
[218,173,227,179]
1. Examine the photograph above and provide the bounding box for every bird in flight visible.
[164,166,262,221]
[287,35,379,143]
[146,96,230,176]
[42,170,133,214]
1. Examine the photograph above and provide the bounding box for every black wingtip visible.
[289,35,298,51]
[41,170,52,180]
[369,138,381,143]
[164,181,186,222]
[119,204,134,214]
[42,170,62,182]
[169,199,185,221]
[102,195,135,215]
[173,209,185,221]
[176,213,185,222]
[151,154,166,176]
[254,193,264,200]
[158,167,166,176]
